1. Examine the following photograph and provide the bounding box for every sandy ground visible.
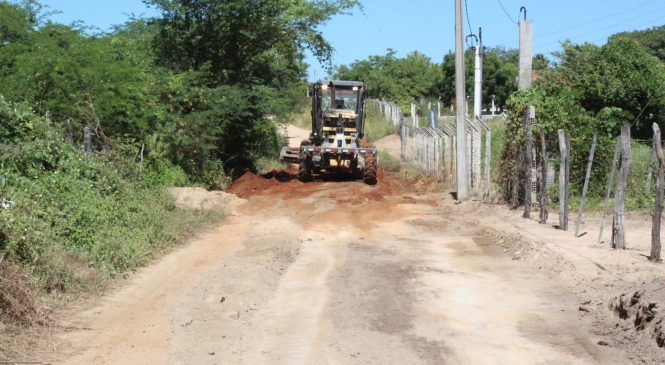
[16,126,662,364]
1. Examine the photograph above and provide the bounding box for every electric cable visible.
[496,0,517,25]
[464,0,473,35]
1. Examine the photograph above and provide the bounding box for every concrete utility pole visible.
[473,27,483,118]
[518,7,532,90]
[455,0,469,201]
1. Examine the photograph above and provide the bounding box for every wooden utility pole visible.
[455,0,469,201]
[612,124,632,249]
[558,129,569,230]
[575,135,597,237]
[651,122,663,262]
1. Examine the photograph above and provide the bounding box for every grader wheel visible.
[364,152,377,185]
[299,140,312,182]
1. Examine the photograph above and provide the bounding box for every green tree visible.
[610,25,665,62]
[332,49,439,107]
[145,0,359,87]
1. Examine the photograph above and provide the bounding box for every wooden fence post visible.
[558,129,569,230]
[575,135,597,237]
[484,129,491,202]
[523,106,535,218]
[598,138,621,244]
[612,124,632,249]
[511,144,523,210]
[651,122,663,262]
[646,147,656,192]
[539,126,548,224]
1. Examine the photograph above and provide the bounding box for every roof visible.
[317,80,365,88]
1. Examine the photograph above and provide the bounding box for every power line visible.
[496,0,517,25]
[464,0,473,36]
[534,7,665,50]
[533,0,658,40]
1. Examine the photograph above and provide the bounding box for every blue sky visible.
[37,0,665,80]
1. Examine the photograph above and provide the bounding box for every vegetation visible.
[611,25,665,62]
[331,47,549,114]
[0,97,224,298]
[0,0,360,324]
[332,50,439,109]
[364,101,397,141]
[500,37,665,208]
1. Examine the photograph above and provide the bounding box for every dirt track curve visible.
[50,127,628,364]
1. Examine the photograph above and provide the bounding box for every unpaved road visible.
[53,175,625,364]
[50,128,629,364]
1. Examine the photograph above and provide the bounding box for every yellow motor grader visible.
[280,80,377,185]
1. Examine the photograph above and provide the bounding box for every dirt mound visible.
[169,187,241,210]
[228,172,284,198]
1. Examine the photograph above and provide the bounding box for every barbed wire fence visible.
[511,106,663,261]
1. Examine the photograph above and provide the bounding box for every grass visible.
[364,102,398,142]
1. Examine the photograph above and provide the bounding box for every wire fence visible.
[511,106,662,261]
[372,98,662,260]
[399,115,492,201]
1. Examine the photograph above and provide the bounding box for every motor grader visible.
[280,80,377,185]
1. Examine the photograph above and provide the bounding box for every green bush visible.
[0,98,223,293]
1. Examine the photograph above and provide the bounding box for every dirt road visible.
[49,127,629,364]
[53,178,625,364]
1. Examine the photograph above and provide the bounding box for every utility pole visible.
[473,27,483,118]
[518,7,533,90]
[455,0,469,201]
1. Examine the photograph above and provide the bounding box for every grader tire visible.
[299,154,312,182]
[364,153,378,185]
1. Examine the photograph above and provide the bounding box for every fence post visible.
[575,135,597,237]
[539,126,548,224]
[598,138,621,244]
[523,106,535,218]
[612,124,632,249]
[510,142,523,210]
[473,120,481,196]
[558,129,569,230]
[651,122,663,262]
[483,129,491,202]
[646,147,656,192]
[400,119,406,160]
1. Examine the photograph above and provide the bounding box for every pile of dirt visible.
[0,260,45,325]
[169,187,242,211]
[610,289,665,349]
[228,172,284,198]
